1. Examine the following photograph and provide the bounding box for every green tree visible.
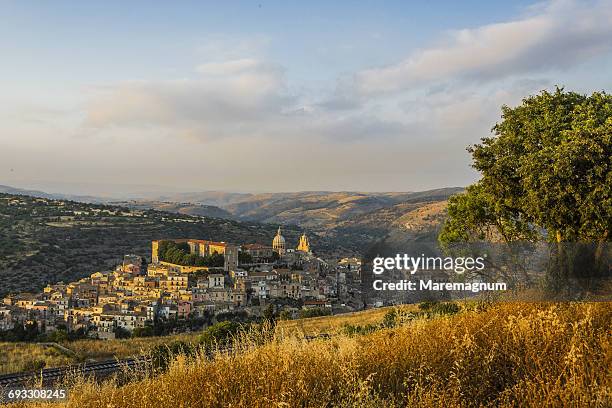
[440,88,611,289]
[263,304,276,321]
[114,326,131,339]
[132,326,155,338]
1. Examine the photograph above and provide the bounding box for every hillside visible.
[0,193,330,298]
[126,188,463,249]
[115,201,235,220]
[221,189,462,226]
[0,184,103,204]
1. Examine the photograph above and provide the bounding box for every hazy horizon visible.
[2,0,611,192]
[1,179,466,199]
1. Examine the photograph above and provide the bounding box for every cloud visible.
[354,0,612,94]
[195,34,271,61]
[83,55,415,143]
[196,59,270,75]
[83,0,612,146]
[84,59,293,139]
[65,0,612,192]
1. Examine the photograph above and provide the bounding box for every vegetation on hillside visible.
[0,343,74,375]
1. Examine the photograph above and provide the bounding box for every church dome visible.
[273,227,286,254]
[273,233,285,246]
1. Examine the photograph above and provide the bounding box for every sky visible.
[1,0,611,196]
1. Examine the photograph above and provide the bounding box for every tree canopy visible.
[440,88,611,246]
[158,240,225,267]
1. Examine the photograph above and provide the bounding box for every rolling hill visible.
[116,201,235,220]
[126,188,463,245]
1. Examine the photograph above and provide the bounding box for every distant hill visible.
[0,185,105,203]
[124,188,463,250]
[115,201,235,220]
[99,188,463,254]
[148,191,254,207]
[142,188,462,228]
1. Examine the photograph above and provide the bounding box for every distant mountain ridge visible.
[140,188,463,224]
[147,188,464,251]
[116,201,235,220]
[1,184,463,242]
[0,184,106,203]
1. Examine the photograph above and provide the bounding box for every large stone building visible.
[151,239,238,271]
[242,243,275,262]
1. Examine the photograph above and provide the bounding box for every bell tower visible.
[297,233,310,253]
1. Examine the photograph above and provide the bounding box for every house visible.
[208,274,225,288]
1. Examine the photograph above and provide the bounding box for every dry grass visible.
[2,306,414,376]
[64,306,418,362]
[10,302,611,408]
[276,304,419,336]
[66,332,199,361]
[0,343,74,375]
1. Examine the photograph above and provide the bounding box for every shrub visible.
[150,341,195,371]
[298,308,332,319]
[278,310,293,321]
[382,309,397,328]
[342,323,378,336]
[132,326,155,338]
[418,301,461,315]
[197,321,242,348]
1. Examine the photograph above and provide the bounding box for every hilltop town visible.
[0,226,362,340]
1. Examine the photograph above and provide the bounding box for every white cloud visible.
[84,59,292,139]
[355,0,612,94]
[27,0,610,192]
[196,59,268,75]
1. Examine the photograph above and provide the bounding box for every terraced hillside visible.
[127,188,463,248]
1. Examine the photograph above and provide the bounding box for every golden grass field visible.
[0,343,73,375]
[0,305,410,374]
[7,301,611,408]
[65,332,199,361]
[275,304,419,336]
[67,305,400,361]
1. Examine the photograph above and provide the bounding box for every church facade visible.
[272,227,311,255]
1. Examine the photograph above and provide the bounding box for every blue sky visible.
[1,0,611,196]
[1,2,533,84]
